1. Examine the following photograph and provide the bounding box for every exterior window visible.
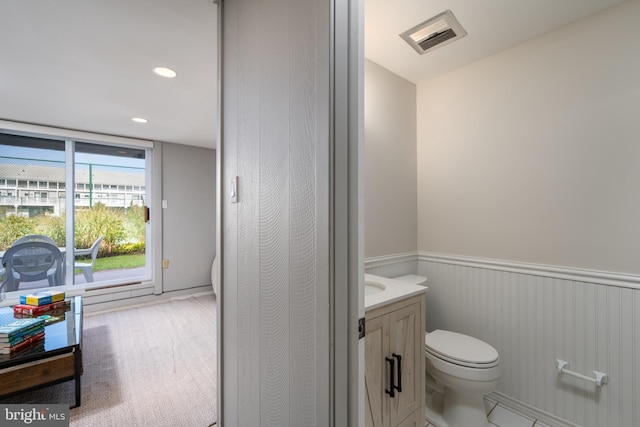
[0,133,150,292]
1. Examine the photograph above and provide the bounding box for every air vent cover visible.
[400,10,467,55]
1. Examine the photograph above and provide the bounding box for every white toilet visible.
[392,274,501,427]
[424,330,501,427]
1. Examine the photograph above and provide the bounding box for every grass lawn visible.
[90,254,146,272]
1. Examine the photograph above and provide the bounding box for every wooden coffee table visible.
[0,296,83,407]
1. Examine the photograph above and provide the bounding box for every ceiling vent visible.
[400,10,467,55]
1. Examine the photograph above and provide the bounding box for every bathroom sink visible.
[364,280,386,296]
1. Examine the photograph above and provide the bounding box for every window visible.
[0,132,151,292]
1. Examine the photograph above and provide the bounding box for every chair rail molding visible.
[419,252,640,290]
[364,252,418,269]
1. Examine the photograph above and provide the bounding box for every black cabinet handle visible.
[393,353,402,393]
[385,357,395,398]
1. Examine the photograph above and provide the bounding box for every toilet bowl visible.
[389,274,501,427]
[424,330,501,427]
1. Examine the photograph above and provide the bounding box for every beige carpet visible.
[1,293,217,427]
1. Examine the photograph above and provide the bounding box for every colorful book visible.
[13,300,70,316]
[19,290,65,307]
[36,314,64,325]
[0,326,46,348]
[14,310,66,322]
[0,341,44,361]
[0,323,44,343]
[0,332,45,355]
[0,318,45,339]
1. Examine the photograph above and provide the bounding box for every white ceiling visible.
[0,0,628,150]
[0,0,218,149]
[366,0,628,84]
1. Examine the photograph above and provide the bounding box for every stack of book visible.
[0,290,67,358]
[19,290,66,307]
[0,317,46,355]
[13,290,68,325]
[13,299,69,319]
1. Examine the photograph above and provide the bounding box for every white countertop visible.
[364,273,428,311]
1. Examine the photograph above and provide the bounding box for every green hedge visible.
[0,203,145,256]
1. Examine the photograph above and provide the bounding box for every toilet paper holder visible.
[556,359,608,386]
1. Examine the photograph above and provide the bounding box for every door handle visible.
[393,353,402,393]
[385,357,395,398]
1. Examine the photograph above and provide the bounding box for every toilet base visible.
[443,387,490,427]
[424,386,490,427]
[425,403,448,427]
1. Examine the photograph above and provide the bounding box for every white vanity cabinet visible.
[365,292,425,427]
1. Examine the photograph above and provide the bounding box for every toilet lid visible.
[425,330,499,367]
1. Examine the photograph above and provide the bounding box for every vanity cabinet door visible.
[388,302,423,427]
[365,294,424,427]
[365,315,390,427]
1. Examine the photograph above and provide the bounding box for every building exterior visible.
[0,163,145,217]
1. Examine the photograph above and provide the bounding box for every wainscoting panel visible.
[418,255,640,427]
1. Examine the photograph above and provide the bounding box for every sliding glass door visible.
[73,142,148,286]
[0,132,151,294]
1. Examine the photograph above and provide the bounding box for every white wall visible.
[162,142,216,292]
[417,0,640,275]
[415,2,640,426]
[365,59,417,258]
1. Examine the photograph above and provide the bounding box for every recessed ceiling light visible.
[132,117,148,124]
[153,66,177,78]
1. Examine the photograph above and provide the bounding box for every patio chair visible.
[1,242,64,291]
[13,234,57,246]
[74,235,103,283]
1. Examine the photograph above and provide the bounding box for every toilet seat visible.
[425,330,499,369]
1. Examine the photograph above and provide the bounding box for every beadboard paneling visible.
[418,256,639,427]
[236,0,261,424]
[221,0,330,424]
[289,0,319,423]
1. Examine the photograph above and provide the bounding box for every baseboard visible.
[488,391,578,427]
[84,285,214,313]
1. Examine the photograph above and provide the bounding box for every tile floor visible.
[425,397,549,427]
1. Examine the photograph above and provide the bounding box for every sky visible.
[0,146,145,173]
